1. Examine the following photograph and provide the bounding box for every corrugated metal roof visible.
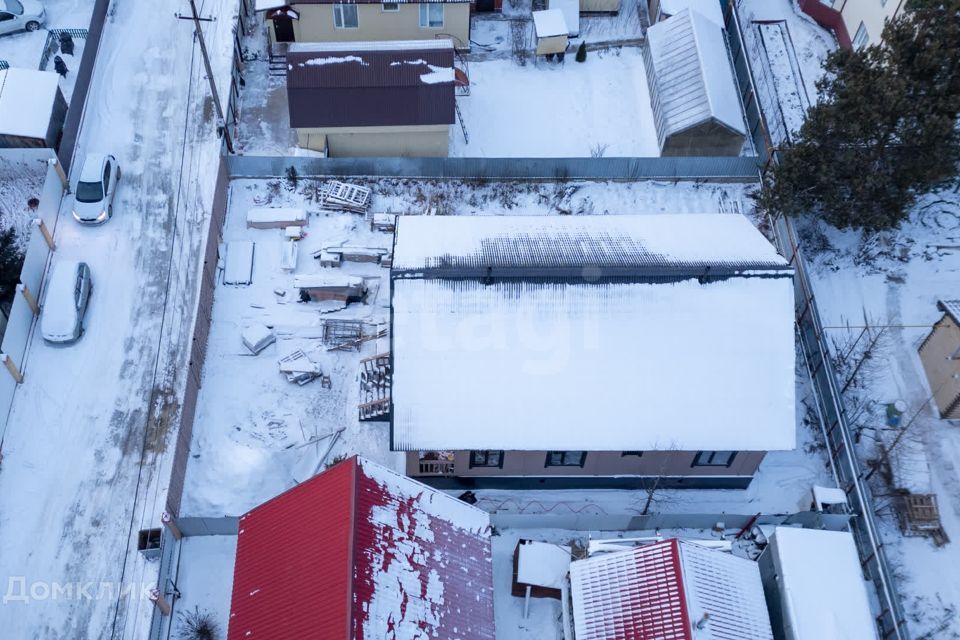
[227,456,495,640]
[645,8,746,145]
[391,214,790,276]
[287,44,455,128]
[939,300,960,325]
[570,540,773,640]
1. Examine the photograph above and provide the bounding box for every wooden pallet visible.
[318,181,371,213]
[898,493,950,546]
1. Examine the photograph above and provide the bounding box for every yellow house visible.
[835,0,907,48]
[918,300,960,419]
[259,0,472,50]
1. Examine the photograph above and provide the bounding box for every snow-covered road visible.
[0,0,237,637]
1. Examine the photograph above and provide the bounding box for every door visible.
[273,15,295,42]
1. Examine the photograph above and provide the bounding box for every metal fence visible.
[225,154,763,181]
[722,1,910,636]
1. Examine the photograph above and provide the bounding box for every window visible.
[621,451,644,457]
[546,451,587,467]
[381,2,399,10]
[853,22,869,49]
[469,450,504,468]
[419,3,443,28]
[818,0,836,7]
[102,163,111,187]
[0,12,14,22]
[692,451,737,467]
[333,3,359,29]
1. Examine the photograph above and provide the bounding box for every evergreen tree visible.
[757,1,960,230]
[0,228,22,305]
[576,41,587,63]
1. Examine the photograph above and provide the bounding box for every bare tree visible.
[511,19,530,66]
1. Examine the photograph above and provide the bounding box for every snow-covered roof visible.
[570,539,774,640]
[658,0,724,27]
[0,68,61,140]
[390,215,795,453]
[548,0,579,36]
[391,214,788,275]
[645,8,746,144]
[516,540,571,589]
[938,299,960,325]
[533,9,568,38]
[766,527,877,640]
[228,456,495,640]
[292,272,364,288]
[41,261,80,338]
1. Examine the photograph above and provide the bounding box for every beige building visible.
[384,215,797,490]
[918,300,960,419]
[836,0,907,48]
[262,0,471,49]
[285,40,455,157]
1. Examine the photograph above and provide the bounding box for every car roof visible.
[79,153,107,181]
[42,261,81,336]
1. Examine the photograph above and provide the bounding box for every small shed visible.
[532,10,569,56]
[918,299,960,418]
[511,539,572,599]
[643,7,746,156]
[293,273,366,302]
[0,68,67,149]
[758,527,877,640]
[570,539,774,639]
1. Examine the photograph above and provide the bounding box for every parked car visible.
[0,0,45,35]
[73,153,121,224]
[41,260,92,344]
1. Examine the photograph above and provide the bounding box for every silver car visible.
[73,153,121,224]
[0,0,45,35]
[41,260,92,344]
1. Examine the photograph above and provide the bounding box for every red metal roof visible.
[228,456,495,640]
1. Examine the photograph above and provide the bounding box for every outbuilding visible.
[0,68,67,149]
[643,7,746,156]
[286,40,456,157]
[918,299,960,418]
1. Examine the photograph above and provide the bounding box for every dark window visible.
[692,451,737,467]
[75,181,104,203]
[0,12,14,22]
[545,451,587,467]
[469,450,503,468]
[621,451,644,457]
[102,162,111,187]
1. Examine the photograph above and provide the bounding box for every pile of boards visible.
[318,181,371,214]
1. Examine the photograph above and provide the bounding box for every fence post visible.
[17,284,39,315]
[35,219,56,251]
[2,354,23,384]
[149,588,172,616]
[48,157,68,191]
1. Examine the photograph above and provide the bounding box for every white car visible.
[0,0,45,35]
[73,153,121,224]
[41,260,92,344]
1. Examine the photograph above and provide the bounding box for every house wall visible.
[661,120,745,157]
[580,0,620,13]
[535,34,569,55]
[918,313,960,418]
[296,124,450,157]
[407,450,766,488]
[836,0,906,48]
[276,3,471,49]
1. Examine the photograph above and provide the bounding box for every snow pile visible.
[299,55,368,67]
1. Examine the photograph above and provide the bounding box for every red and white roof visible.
[227,456,495,640]
[569,539,773,640]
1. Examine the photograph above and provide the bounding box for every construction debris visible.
[896,491,950,546]
[278,348,324,385]
[371,213,397,232]
[242,323,276,355]
[358,352,391,421]
[313,245,389,265]
[247,207,308,229]
[317,181,371,213]
[322,319,364,349]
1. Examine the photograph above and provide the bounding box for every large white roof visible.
[646,8,746,143]
[391,238,795,452]
[659,0,724,27]
[391,214,788,274]
[0,68,61,140]
[532,9,568,39]
[768,527,878,640]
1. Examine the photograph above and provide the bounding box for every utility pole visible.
[186,0,234,153]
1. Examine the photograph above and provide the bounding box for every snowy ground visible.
[802,189,960,638]
[165,535,236,640]
[452,48,658,158]
[0,155,46,245]
[0,0,94,69]
[0,0,239,638]
[179,176,834,520]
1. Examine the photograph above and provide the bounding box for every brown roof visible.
[286,43,456,128]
